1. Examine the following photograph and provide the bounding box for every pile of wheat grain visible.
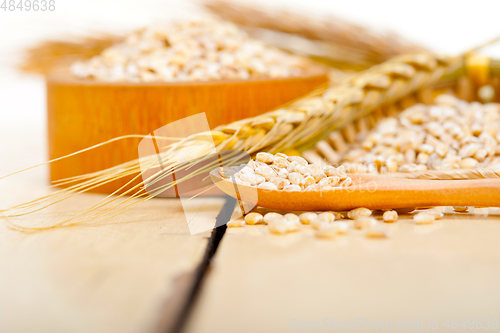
[339,95,500,174]
[71,18,312,82]
[222,152,352,191]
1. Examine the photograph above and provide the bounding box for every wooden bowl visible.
[47,68,328,194]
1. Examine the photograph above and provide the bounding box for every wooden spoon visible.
[210,170,500,211]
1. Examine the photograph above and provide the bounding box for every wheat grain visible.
[365,225,390,238]
[413,212,436,224]
[298,212,317,225]
[71,18,312,82]
[382,210,398,223]
[336,95,500,175]
[244,212,264,225]
[233,152,351,191]
[353,217,377,229]
[347,207,372,220]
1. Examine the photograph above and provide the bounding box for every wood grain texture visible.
[0,121,217,333]
[46,70,328,194]
[186,208,500,333]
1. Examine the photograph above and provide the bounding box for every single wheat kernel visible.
[337,165,347,178]
[413,212,436,224]
[287,156,308,166]
[244,212,263,225]
[284,213,300,224]
[305,184,321,191]
[288,172,306,186]
[287,161,300,173]
[273,157,290,168]
[386,159,399,172]
[310,218,328,230]
[307,164,322,174]
[323,165,338,177]
[255,165,278,181]
[347,207,372,219]
[382,210,398,223]
[319,176,340,187]
[427,209,444,219]
[240,174,266,185]
[416,152,430,164]
[315,224,338,239]
[263,212,283,224]
[275,153,288,159]
[310,170,327,182]
[297,165,310,176]
[339,177,352,187]
[278,168,289,179]
[227,219,245,227]
[270,177,290,190]
[459,143,480,158]
[270,165,282,174]
[285,218,301,230]
[268,219,288,234]
[453,206,468,212]
[354,217,377,229]
[220,167,239,179]
[365,225,390,238]
[239,166,255,175]
[318,212,336,222]
[299,212,317,225]
[416,164,428,172]
[459,157,479,169]
[258,182,278,190]
[333,221,349,233]
[246,160,258,171]
[419,143,435,155]
[304,175,315,187]
[256,152,275,163]
[474,149,488,162]
[239,173,265,185]
[283,184,301,191]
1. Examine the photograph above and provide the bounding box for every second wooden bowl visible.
[47,69,328,194]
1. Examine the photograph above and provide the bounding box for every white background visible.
[1,0,500,164]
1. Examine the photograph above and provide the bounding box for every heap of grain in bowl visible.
[71,18,312,82]
[221,152,352,191]
[339,95,500,174]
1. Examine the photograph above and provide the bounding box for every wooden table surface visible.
[0,121,212,333]
[187,209,500,333]
[2,121,500,333]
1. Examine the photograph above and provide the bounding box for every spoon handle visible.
[371,178,500,208]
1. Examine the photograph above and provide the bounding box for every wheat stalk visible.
[204,0,426,69]
[18,33,123,75]
[2,53,461,231]
[18,2,426,75]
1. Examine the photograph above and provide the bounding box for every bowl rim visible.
[46,66,329,87]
